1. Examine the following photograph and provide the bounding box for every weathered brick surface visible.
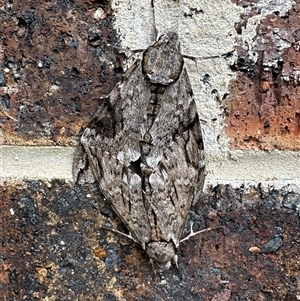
[1,1,299,150]
[225,1,300,150]
[1,181,300,300]
[1,0,299,300]
[0,0,122,146]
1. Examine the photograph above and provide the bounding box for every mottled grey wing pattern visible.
[146,69,204,247]
[148,133,203,247]
[73,32,205,270]
[74,60,152,245]
[146,68,202,168]
[83,147,151,247]
[82,61,151,167]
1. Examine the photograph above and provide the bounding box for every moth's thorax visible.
[145,241,177,271]
[142,32,183,85]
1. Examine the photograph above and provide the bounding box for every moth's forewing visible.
[73,138,96,184]
[74,61,153,246]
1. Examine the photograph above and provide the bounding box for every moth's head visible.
[146,241,177,271]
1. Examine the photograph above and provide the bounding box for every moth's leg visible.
[182,50,236,79]
[100,226,139,244]
[172,254,178,268]
[150,0,158,42]
[180,223,212,243]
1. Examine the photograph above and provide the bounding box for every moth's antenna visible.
[180,224,224,243]
[100,225,140,244]
[180,223,212,243]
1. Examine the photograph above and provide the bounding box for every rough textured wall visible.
[1,0,299,151]
[1,181,300,300]
[226,0,300,150]
[0,0,123,145]
[0,0,300,300]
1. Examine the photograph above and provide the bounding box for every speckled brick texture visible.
[1,180,300,300]
[226,1,300,150]
[0,0,123,146]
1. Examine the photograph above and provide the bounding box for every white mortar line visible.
[0,146,299,190]
[0,145,74,181]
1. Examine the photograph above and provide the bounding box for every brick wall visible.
[0,0,300,300]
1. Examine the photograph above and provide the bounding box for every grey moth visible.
[73,32,205,271]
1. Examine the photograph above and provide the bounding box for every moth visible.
[73,32,205,271]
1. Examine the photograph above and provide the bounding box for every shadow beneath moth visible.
[73,32,205,271]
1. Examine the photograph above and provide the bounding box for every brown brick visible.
[0,0,123,146]
[225,2,300,150]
